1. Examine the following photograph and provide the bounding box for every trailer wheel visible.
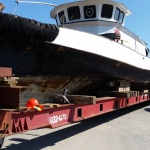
[0,12,59,42]
[0,137,5,149]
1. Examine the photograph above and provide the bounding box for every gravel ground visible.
[2,101,150,150]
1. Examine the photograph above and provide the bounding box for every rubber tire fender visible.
[0,12,59,42]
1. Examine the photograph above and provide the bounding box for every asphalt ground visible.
[2,101,150,150]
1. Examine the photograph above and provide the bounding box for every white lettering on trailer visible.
[50,114,67,124]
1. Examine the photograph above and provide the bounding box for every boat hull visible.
[0,36,150,104]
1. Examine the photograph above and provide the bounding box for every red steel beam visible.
[0,93,149,137]
[0,86,27,109]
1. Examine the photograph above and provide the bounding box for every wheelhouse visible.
[51,0,148,56]
[51,0,131,27]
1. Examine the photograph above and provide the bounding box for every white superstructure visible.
[51,0,148,56]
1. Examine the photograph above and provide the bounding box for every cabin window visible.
[68,6,81,21]
[118,11,124,24]
[114,8,124,24]
[55,15,59,25]
[84,5,96,19]
[58,11,66,24]
[101,4,113,19]
[114,8,120,21]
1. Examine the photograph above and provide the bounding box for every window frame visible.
[101,4,113,19]
[55,15,59,26]
[114,7,125,24]
[67,6,81,21]
[84,5,96,19]
[118,11,124,24]
[58,10,66,25]
[114,7,120,21]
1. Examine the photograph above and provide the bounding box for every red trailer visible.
[0,67,150,148]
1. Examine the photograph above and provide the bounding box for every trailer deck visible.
[0,67,150,148]
[0,92,149,148]
[3,101,150,150]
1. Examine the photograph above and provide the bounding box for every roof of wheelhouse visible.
[50,0,132,19]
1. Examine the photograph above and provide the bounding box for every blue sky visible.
[1,0,150,48]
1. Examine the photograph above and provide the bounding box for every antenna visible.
[15,0,57,7]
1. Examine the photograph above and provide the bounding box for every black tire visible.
[0,13,59,42]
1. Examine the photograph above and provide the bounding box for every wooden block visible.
[0,77,19,82]
[67,95,96,104]
[117,81,130,87]
[107,82,116,87]
[115,87,130,92]
[102,91,139,98]
[0,77,19,86]
[142,90,148,93]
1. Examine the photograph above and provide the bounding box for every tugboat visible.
[0,0,149,105]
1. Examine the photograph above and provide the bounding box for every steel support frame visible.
[0,93,149,138]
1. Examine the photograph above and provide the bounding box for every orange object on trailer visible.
[26,98,44,111]
[26,98,40,107]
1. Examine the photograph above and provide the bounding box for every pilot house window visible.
[118,11,124,24]
[68,6,81,21]
[84,5,96,19]
[114,7,124,24]
[101,4,113,19]
[58,11,66,24]
[114,8,120,21]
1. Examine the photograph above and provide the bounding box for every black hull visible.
[0,13,149,82]
[0,37,150,105]
[0,36,150,82]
